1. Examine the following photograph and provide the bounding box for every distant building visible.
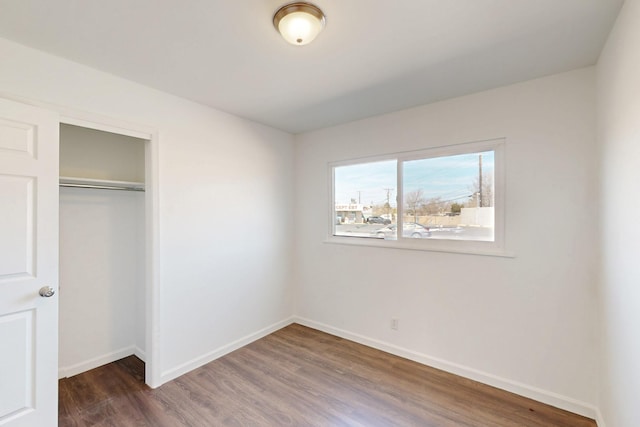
[335,203,371,223]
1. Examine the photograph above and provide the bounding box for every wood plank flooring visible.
[59,323,596,426]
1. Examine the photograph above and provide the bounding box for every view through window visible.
[333,142,499,246]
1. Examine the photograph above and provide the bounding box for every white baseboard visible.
[294,316,598,420]
[159,316,295,385]
[595,407,606,427]
[59,346,138,378]
[134,346,146,362]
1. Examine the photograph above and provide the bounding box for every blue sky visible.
[334,151,494,207]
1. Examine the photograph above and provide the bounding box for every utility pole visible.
[384,188,393,218]
[478,154,483,208]
[357,190,361,204]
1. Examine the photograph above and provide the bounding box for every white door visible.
[0,98,59,427]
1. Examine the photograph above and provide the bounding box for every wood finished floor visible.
[59,324,596,427]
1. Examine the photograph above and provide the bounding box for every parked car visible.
[366,216,391,225]
[372,222,432,239]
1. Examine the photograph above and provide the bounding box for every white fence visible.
[459,207,493,227]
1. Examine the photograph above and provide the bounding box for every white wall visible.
[596,0,640,426]
[59,187,144,376]
[294,68,599,416]
[0,37,295,382]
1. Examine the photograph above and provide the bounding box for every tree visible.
[421,197,445,215]
[470,172,494,207]
[450,202,463,214]
[405,189,425,222]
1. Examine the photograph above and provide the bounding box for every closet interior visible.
[58,123,147,378]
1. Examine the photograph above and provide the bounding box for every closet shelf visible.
[59,176,145,192]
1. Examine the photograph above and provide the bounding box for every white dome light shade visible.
[273,2,326,46]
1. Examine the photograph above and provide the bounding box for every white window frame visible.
[328,138,508,257]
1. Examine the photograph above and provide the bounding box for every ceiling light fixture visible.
[273,2,326,46]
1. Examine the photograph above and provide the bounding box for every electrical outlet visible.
[391,318,399,330]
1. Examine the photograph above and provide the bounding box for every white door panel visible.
[0,118,36,158]
[0,175,34,278]
[0,98,59,427]
[0,311,35,419]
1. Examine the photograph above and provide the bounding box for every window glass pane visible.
[402,151,494,241]
[334,160,397,239]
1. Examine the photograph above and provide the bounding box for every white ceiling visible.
[0,0,624,133]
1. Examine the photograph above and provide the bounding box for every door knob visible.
[39,286,55,298]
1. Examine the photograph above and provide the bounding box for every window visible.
[330,139,505,255]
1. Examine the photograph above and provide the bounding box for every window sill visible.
[324,235,515,258]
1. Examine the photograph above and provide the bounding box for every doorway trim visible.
[60,113,161,388]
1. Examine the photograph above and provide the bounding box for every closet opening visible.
[57,122,155,386]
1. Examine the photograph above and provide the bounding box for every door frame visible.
[0,93,162,388]
[60,113,161,388]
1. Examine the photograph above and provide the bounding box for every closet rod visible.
[59,183,145,192]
